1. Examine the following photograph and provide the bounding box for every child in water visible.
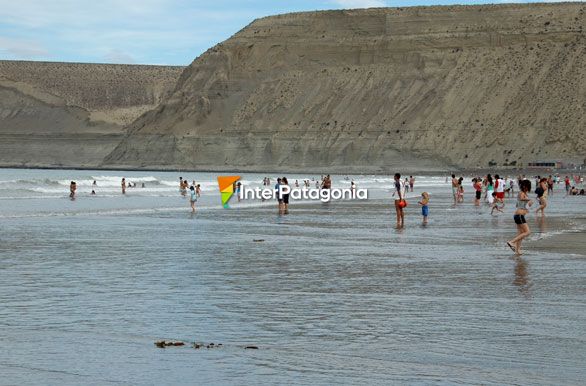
[418,192,429,224]
[490,192,503,215]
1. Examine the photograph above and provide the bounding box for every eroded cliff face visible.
[0,61,183,168]
[105,3,585,172]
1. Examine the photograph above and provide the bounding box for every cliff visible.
[0,61,183,168]
[104,2,585,172]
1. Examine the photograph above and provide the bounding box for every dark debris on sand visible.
[155,340,258,350]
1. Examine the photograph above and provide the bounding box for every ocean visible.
[1,168,585,385]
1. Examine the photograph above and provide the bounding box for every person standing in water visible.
[69,181,77,199]
[451,174,459,205]
[507,180,533,255]
[473,178,482,206]
[547,175,554,196]
[196,184,201,198]
[494,174,505,207]
[393,173,406,227]
[457,177,464,203]
[189,185,197,213]
[121,178,126,194]
[485,175,494,203]
[322,175,332,190]
[282,177,290,213]
[418,192,429,225]
[535,178,548,216]
[409,176,415,192]
[236,182,242,202]
[275,178,283,211]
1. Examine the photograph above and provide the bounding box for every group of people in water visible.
[178,177,202,213]
[444,172,584,256]
[69,178,146,198]
[68,171,583,255]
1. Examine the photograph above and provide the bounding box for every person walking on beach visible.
[394,173,406,227]
[69,181,76,199]
[418,192,429,225]
[121,178,126,195]
[490,192,504,215]
[507,180,533,255]
[494,174,505,208]
[189,185,197,213]
[535,178,548,216]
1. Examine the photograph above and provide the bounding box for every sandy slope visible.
[104,3,585,172]
[0,61,183,168]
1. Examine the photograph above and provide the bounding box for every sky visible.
[0,0,569,66]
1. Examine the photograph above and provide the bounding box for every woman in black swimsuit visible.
[507,180,532,255]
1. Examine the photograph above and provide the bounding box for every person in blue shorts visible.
[419,192,429,225]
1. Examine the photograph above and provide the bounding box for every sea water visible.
[0,168,585,385]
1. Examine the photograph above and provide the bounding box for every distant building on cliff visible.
[526,160,583,170]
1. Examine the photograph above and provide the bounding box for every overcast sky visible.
[0,0,569,65]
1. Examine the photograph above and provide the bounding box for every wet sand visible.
[1,169,585,385]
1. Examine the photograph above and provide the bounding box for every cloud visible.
[331,0,388,8]
[0,36,49,58]
[0,0,258,64]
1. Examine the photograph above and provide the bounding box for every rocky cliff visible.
[0,61,182,168]
[104,2,585,172]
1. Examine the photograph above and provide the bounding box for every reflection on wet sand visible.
[536,215,547,235]
[513,256,531,297]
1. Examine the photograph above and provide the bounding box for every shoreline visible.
[1,164,583,177]
[529,216,586,256]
